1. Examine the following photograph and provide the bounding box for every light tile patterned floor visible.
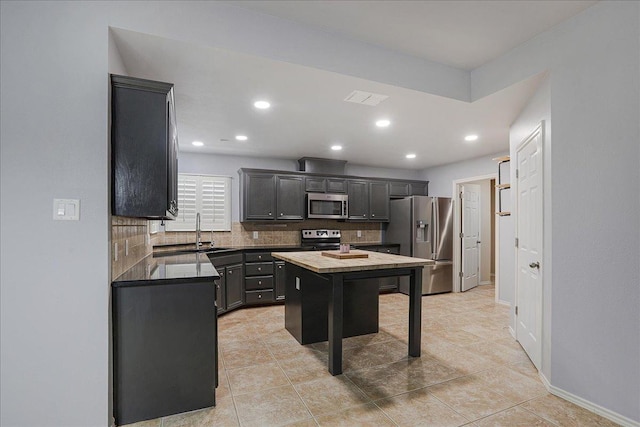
[124,285,619,426]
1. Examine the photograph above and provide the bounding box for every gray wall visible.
[474,2,639,421]
[179,152,424,223]
[1,1,638,425]
[421,152,507,196]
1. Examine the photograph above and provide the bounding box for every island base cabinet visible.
[284,264,379,345]
[112,280,216,426]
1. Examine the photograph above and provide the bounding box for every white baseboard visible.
[496,299,510,307]
[539,373,639,427]
[480,280,493,286]
[508,325,515,339]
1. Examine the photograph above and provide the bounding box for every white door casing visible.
[461,183,481,292]
[515,124,543,369]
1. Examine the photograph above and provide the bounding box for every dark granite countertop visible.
[112,252,220,286]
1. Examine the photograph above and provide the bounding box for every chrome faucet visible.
[195,212,202,248]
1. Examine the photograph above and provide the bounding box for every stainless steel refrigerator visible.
[386,196,453,295]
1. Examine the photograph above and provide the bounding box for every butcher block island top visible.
[271,250,433,274]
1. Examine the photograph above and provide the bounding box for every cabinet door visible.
[111,76,176,219]
[244,173,276,220]
[166,90,179,217]
[369,181,390,221]
[225,264,244,310]
[410,182,428,196]
[389,182,409,198]
[274,261,286,301]
[305,177,326,193]
[215,269,227,314]
[327,179,347,193]
[276,175,305,220]
[347,180,369,220]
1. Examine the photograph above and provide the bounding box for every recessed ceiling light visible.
[331,145,343,151]
[235,135,248,141]
[464,134,479,142]
[376,119,391,128]
[192,141,204,147]
[254,100,271,109]
[406,154,416,159]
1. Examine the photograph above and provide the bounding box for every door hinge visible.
[515,306,518,315]
[459,271,464,278]
[459,191,463,200]
[459,232,464,238]
[515,237,519,248]
[516,169,519,179]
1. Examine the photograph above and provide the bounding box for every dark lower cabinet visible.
[112,280,216,426]
[275,261,286,301]
[215,270,227,313]
[225,264,244,311]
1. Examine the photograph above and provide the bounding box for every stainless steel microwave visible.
[307,193,348,219]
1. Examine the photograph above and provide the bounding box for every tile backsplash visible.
[111,218,382,280]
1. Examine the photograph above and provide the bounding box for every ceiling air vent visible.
[343,90,388,106]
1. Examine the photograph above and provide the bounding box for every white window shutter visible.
[165,174,231,232]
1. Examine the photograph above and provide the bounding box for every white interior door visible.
[516,126,543,369]
[461,184,481,292]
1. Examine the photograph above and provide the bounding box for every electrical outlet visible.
[114,242,118,262]
[357,230,362,238]
[125,239,129,256]
[253,231,259,239]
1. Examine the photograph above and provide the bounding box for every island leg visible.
[408,267,422,357]
[328,273,344,375]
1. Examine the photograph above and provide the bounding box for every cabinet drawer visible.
[245,262,273,276]
[245,276,274,291]
[245,252,273,262]
[245,290,274,304]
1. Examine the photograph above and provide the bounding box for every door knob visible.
[477,240,481,244]
[529,261,540,269]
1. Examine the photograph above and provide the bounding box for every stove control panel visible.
[301,229,341,239]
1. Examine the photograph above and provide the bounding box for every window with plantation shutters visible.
[165,174,231,231]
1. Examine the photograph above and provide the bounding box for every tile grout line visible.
[261,335,317,426]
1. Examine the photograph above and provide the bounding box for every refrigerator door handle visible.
[433,198,440,259]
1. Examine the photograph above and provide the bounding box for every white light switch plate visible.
[53,199,80,220]
[357,230,362,238]
[253,231,259,239]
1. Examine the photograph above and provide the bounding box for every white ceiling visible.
[111,1,594,170]
[225,0,597,70]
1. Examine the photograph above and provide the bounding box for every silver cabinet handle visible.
[258,294,262,299]
[280,213,283,216]
[529,262,540,269]
[258,255,262,259]
[258,267,261,271]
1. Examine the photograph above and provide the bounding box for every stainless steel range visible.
[300,229,341,250]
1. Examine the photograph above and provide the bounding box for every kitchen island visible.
[271,250,432,375]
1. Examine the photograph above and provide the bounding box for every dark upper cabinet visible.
[389,182,410,198]
[111,75,178,219]
[240,170,304,221]
[241,172,276,220]
[347,180,389,222]
[369,181,389,221]
[305,177,326,193]
[276,175,305,220]
[347,180,369,220]
[410,182,429,196]
[304,177,346,193]
[327,179,347,193]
